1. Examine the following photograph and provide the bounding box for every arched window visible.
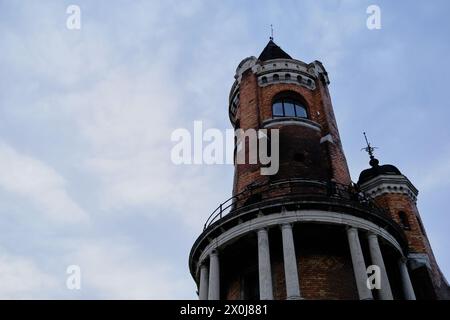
[273,74,279,81]
[285,73,291,80]
[272,93,308,119]
[261,76,267,84]
[398,211,410,230]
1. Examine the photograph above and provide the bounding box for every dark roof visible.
[258,40,292,61]
[358,163,402,185]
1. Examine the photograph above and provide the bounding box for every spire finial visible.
[270,24,274,41]
[361,132,379,167]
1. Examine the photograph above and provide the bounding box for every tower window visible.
[398,211,410,230]
[283,100,296,116]
[273,74,279,81]
[261,76,267,84]
[273,101,284,116]
[297,75,302,83]
[272,97,308,119]
[285,73,291,80]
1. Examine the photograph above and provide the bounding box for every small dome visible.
[358,164,401,185]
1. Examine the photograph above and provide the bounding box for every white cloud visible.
[56,66,224,227]
[415,155,450,192]
[67,240,193,299]
[0,249,58,299]
[0,142,89,224]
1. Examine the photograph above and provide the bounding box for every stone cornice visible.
[262,117,321,131]
[194,209,403,277]
[359,174,418,203]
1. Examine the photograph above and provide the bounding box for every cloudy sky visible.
[0,0,449,299]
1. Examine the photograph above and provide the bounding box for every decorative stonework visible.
[196,209,403,275]
[320,134,334,144]
[228,57,330,124]
[234,56,257,83]
[262,117,321,131]
[257,72,315,90]
[359,174,419,203]
[408,253,432,271]
[255,59,316,90]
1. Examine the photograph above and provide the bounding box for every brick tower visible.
[188,40,449,300]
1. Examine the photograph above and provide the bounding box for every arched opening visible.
[272,91,308,119]
[398,211,410,230]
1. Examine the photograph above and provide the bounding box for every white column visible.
[367,233,393,300]
[199,264,209,300]
[257,228,274,300]
[208,250,220,300]
[281,224,301,299]
[347,227,373,300]
[398,257,416,300]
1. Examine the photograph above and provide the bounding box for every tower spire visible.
[362,132,379,167]
[270,24,274,41]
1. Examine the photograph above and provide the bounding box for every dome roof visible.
[358,163,402,185]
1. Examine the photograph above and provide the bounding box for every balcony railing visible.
[203,178,391,231]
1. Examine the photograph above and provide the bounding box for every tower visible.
[357,144,450,299]
[188,40,449,300]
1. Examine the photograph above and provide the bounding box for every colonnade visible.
[198,224,416,300]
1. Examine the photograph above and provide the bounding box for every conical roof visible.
[258,39,292,61]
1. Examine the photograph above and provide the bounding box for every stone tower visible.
[188,40,449,300]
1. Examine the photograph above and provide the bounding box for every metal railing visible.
[203,178,389,230]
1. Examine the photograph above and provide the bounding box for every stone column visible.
[367,233,393,300]
[281,224,301,299]
[257,228,274,300]
[398,257,416,300]
[208,250,220,300]
[199,264,209,300]
[347,227,373,300]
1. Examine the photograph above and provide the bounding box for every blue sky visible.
[0,0,449,299]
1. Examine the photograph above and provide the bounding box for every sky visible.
[0,0,449,299]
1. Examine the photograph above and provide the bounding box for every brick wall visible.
[233,69,351,196]
[221,225,359,300]
[373,193,446,294]
[374,194,427,253]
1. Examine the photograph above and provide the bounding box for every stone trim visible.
[408,253,432,271]
[257,71,316,90]
[320,134,334,144]
[359,174,418,203]
[262,117,321,131]
[195,209,403,276]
